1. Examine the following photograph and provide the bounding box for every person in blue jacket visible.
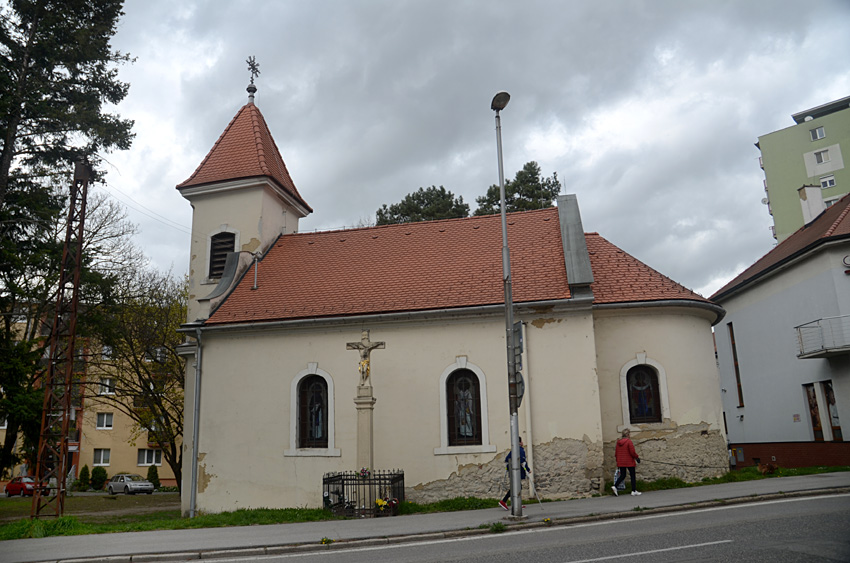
[499,438,531,510]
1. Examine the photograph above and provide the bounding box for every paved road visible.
[259,495,850,563]
[3,472,849,563]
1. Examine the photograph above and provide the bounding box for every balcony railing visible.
[795,315,850,358]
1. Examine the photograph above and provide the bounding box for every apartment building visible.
[757,96,850,242]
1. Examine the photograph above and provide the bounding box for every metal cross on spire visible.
[246,56,260,102]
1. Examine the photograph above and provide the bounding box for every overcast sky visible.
[98,0,850,297]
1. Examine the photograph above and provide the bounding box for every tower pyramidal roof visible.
[177,101,312,213]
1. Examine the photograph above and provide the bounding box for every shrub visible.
[91,466,108,491]
[146,465,161,489]
[77,465,90,491]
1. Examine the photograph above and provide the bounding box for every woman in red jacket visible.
[612,428,641,496]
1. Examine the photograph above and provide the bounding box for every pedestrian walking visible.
[499,438,531,510]
[612,428,641,496]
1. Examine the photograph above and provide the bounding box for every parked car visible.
[106,474,155,495]
[4,476,49,497]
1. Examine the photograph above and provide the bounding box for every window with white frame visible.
[101,345,112,359]
[99,378,115,395]
[618,354,671,430]
[435,357,496,455]
[446,369,482,446]
[810,126,825,141]
[96,412,113,430]
[93,448,111,466]
[815,149,830,164]
[820,175,836,189]
[137,449,162,466]
[285,364,340,457]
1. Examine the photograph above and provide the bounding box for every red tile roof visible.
[176,103,312,212]
[585,234,709,304]
[206,207,710,325]
[711,193,850,301]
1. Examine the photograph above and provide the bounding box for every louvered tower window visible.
[209,232,236,279]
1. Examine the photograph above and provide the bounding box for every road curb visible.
[38,486,850,563]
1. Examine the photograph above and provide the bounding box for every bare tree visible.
[86,268,186,491]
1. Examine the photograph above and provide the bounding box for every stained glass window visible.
[447,369,481,446]
[298,375,328,448]
[627,365,661,424]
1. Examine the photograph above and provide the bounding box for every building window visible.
[298,375,328,449]
[137,449,162,466]
[804,383,824,442]
[208,231,236,279]
[96,412,113,430]
[93,448,111,466]
[285,365,340,457]
[435,358,496,455]
[727,323,744,407]
[814,149,830,164]
[823,381,842,442]
[626,365,662,424]
[810,126,825,141]
[101,345,112,359]
[820,175,836,189]
[446,369,482,446]
[99,378,115,396]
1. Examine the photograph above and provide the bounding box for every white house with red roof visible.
[712,190,850,469]
[176,91,728,515]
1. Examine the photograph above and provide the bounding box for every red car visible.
[4,476,49,497]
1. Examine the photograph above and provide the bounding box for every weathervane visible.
[246,55,260,102]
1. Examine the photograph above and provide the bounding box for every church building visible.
[176,87,728,515]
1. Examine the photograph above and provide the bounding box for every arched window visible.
[627,365,662,424]
[446,369,482,446]
[298,375,328,448]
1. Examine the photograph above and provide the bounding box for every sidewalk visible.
[5,472,850,563]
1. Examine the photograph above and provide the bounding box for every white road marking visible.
[560,540,732,562]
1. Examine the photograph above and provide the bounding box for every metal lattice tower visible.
[31,162,91,519]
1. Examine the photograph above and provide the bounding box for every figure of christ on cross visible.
[346,330,385,386]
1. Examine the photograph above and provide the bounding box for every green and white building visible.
[757,96,850,242]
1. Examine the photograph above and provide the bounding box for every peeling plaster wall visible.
[408,437,604,503]
[593,307,728,482]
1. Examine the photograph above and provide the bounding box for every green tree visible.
[0,0,134,206]
[90,465,107,491]
[76,464,90,491]
[474,161,561,216]
[146,464,160,489]
[376,186,469,225]
[0,0,134,478]
[87,269,187,493]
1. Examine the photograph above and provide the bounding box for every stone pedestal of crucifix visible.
[347,330,385,471]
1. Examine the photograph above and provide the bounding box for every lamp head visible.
[491,91,510,112]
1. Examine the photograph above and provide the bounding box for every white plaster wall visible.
[594,307,724,439]
[715,247,849,445]
[185,309,602,514]
[183,182,299,321]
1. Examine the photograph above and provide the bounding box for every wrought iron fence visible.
[322,469,404,518]
[795,315,850,356]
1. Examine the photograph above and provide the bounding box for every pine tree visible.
[0,0,135,477]
[376,186,469,225]
[474,162,561,216]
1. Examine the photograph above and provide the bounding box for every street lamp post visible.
[491,91,522,517]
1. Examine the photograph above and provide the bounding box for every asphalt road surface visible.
[228,495,850,563]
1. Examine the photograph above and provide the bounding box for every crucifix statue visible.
[346,329,385,471]
[347,330,385,387]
